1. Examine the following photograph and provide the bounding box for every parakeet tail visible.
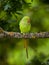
[26,46,28,58]
[24,39,28,58]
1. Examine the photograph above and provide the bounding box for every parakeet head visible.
[21,16,30,23]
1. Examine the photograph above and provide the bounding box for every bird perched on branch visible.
[19,16,31,58]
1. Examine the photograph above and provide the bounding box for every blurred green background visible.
[0,0,49,65]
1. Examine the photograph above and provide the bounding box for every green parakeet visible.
[19,16,31,58]
[19,16,31,33]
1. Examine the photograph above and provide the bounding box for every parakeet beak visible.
[28,19,30,23]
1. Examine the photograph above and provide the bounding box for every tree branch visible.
[0,31,49,38]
